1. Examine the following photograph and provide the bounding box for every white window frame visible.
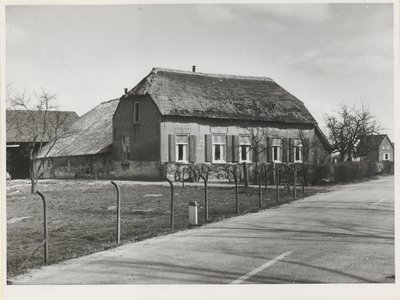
[133,102,140,124]
[176,134,189,163]
[212,134,226,163]
[272,138,281,162]
[239,135,252,163]
[383,153,390,161]
[122,135,130,160]
[294,139,303,162]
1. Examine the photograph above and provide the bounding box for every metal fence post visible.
[273,168,279,203]
[199,175,208,222]
[256,170,262,209]
[230,171,239,215]
[111,181,121,245]
[166,178,175,229]
[35,191,48,263]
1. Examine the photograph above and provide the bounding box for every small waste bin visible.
[189,201,198,225]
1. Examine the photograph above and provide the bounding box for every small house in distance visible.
[358,134,394,162]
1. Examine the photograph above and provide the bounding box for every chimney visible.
[124,88,128,95]
[192,65,196,72]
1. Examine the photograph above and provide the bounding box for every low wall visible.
[109,161,163,180]
[35,156,163,181]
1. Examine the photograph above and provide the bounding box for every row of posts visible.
[28,164,304,266]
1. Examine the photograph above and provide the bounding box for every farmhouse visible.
[113,67,331,179]
[358,134,394,162]
[6,110,79,179]
[37,67,331,181]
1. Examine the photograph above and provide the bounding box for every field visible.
[6,178,332,279]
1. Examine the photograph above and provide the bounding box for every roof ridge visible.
[152,67,274,82]
[101,98,120,104]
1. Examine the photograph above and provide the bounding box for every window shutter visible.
[233,135,240,162]
[267,137,272,162]
[253,143,259,162]
[282,138,288,162]
[226,135,233,162]
[205,134,212,162]
[289,138,294,162]
[189,135,197,163]
[258,137,267,163]
[303,138,309,162]
[169,134,176,163]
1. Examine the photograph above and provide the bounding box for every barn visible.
[6,110,79,179]
[35,99,119,179]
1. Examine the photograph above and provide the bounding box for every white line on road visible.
[230,251,293,284]
[372,198,386,206]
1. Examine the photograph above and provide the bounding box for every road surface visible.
[9,176,395,286]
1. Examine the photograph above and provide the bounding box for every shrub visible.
[311,164,332,185]
[333,161,378,183]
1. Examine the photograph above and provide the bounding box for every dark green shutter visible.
[267,137,272,162]
[227,135,233,162]
[189,135,197,163]
[303,138,309,162]
[253,143,259,162]
[289,138,294,162]
[205,134,212,162]
[282,138,288,162]
[169,135,176,163]
[233,135,240,162]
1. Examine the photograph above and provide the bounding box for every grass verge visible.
[6,179,333,279]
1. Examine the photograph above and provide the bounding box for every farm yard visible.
[6,178,333,279]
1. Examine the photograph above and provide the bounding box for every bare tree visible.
[323,102,381,162]
[291,128,331,166]
[241,125,272,169]
[7,87,77,193]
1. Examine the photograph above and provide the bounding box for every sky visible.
[4,2,397,142]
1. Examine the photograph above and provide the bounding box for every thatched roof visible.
[36,99,119,158]
[124,68,317,124]
[6,110,79,143]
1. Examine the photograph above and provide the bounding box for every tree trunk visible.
[30,178,37,194]
[340,152,346,163]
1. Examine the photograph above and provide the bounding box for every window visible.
[272,138,281,162]
[294,139,303,162]
[122,135,130,160]
[239,135,251,162]
[212,134,226,163]
[133,102,140,124]
[383,153,390,161]
[66,159,71,167]
[176,135,189,163]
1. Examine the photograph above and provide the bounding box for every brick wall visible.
[113,95,161,162]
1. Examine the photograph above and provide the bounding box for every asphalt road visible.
[9,176,395,286]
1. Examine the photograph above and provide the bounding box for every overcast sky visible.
[4,2,397,141]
